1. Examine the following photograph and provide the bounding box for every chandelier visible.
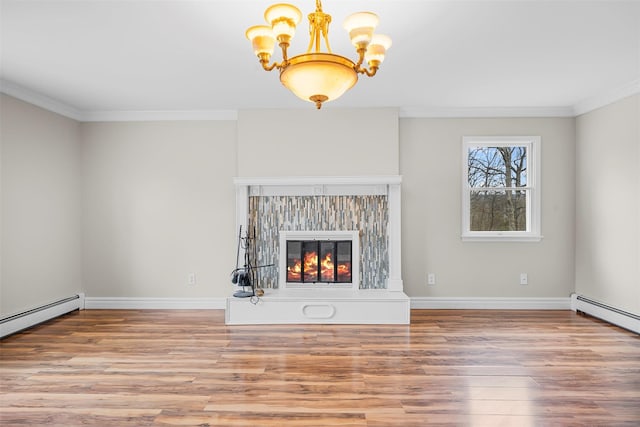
[245,0,392,109]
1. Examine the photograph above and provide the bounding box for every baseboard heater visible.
[571,294,640,334]
[0,294,84,339]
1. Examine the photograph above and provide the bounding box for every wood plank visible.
[1,309,639,426]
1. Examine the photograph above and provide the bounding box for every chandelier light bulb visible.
[264,3,302,41]
[343,12,379,48]
[365,34,392,66]
[246,25,276,57]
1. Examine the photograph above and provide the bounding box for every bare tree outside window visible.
[467,146,528,231]
[462,136,541,242]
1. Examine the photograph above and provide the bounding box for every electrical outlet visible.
[520,273,528,285]
[428,273,436,285]
[188,273,196,285]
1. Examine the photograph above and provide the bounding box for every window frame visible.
[462,136,542,242]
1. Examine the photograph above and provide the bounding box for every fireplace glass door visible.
[286,240,352,283]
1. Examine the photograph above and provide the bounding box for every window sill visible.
[462,234,543,243]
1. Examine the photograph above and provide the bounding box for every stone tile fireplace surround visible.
[226,176,409,324]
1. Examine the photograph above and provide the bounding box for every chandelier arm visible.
[354,65,378,77]
[257,53,281,72]
[354,47,366,69]
[257,41,293,72]
[362,67,378,77]
[279,42,290,62]
[306,35,315,53]
[353,48,379,77]
[260,60,279,72]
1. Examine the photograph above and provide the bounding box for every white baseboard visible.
[1,293,84,338]
[410,296,571,310]
[85,296,570,311]
[571,294,640,334]
[84,297,226,310]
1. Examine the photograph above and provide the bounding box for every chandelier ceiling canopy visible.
[245,0,392,109]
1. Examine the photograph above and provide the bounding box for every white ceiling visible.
[1,0,639,118]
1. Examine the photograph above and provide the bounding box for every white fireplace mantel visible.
[228,175,408,324]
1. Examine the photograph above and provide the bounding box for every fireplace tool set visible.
[230,226,273,300]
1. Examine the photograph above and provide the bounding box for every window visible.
[462,136,541,242]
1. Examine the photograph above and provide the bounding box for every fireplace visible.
[279,230,360,289]
[228,176,408,325]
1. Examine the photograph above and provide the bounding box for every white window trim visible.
[462,136,542,242]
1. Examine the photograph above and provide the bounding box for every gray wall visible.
[575,94,639,315]
[401,117,576,298]
[238,108,399,176]
[80,121,237,298]
[1,94,82,316]
[2,93,636,314]
[80,112,576,300]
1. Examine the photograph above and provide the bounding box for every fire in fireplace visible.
[279,230,359,289]
[286,240,352,283]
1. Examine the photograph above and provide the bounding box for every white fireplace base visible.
[225,289,410,325]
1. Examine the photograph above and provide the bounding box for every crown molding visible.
[3,78,638,121]
[0,79,237,122]
[399,106,575,118]
[572,78,640,116]
[82,110,238,122]
[0,79,84,121]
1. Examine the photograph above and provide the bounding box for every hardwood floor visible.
[1,309,638,426]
